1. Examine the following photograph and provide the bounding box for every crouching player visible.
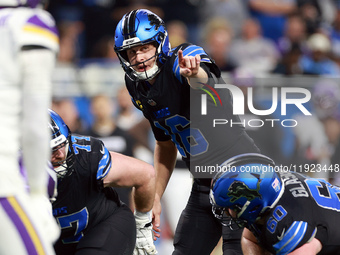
[49,109,157,255]
[210,153,340,255]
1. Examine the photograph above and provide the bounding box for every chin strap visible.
[136,63,159,81]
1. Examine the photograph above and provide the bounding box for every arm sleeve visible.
[20,48,56,195]
[95,140,112,181]
[271,221,317,255]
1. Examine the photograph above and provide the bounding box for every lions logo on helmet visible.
[228,180,262,203]
[210,153,284,231]
[114,9,171,81]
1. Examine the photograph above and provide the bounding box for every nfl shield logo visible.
[148,99,157,106]
[272,178,280,192]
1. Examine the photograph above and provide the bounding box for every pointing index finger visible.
[196,54,201,64]
[178,50,184,62]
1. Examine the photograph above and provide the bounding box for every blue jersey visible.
[52,135,120,254]
[256,172,340,255]
[126,43,259,183]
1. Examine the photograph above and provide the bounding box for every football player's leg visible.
[75,204,136,255]
[172,187,222,255]
[222,226,243,255]
[162,168,192,234]
[0,195,56,255]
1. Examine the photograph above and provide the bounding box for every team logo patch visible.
[136,100,144,110]
[228,181,262,202]
[148,13,163,30]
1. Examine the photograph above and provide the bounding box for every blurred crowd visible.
[47,1,340,253]
[48,0,340,75]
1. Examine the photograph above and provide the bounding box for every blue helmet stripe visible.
[96,147,112,180]
[273,221,308,254]
[172,45,211,82]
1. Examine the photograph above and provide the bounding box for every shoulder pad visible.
[21,10,59,52]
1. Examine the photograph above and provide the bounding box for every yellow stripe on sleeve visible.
[8,197,46,255]
[23,24,59,44]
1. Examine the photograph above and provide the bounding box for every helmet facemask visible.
[116,42,161,82]
[49,109,75,179]
[51,137,75,178]
[114,9,171,82]
[211,195,248,230]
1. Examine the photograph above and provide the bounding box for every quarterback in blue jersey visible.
[49,109,157,255]
[114,9,260,255]
[211,153,340,255]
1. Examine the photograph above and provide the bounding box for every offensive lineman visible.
[0,1,59,254]
[114,9,260,254]
[211,153,340,254]
[49,109,157,255]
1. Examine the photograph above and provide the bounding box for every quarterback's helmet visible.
[0,0,47,8]
[49,109,75,178]
[210,153,283,231]
[114,9,171,81]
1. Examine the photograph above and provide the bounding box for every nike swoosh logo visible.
[100,145,105,154]
[277,228,286,241]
